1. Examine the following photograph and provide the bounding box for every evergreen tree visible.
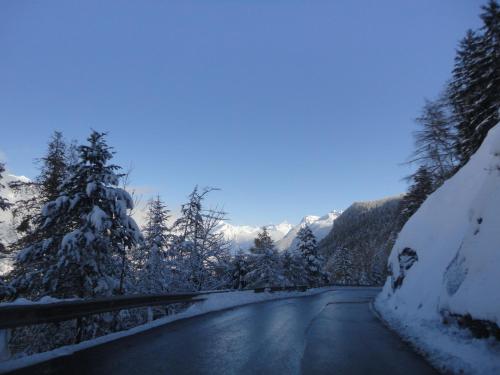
[327,247,354,285]
[230,250,249,289]
[475,0,500,145]
[400,166,434,223]
[8,131,142,301]
[133,195,171,293]
[282,250,306,286]
[38,131,68,202]
[296,225,323,287]
[450,1,500,163]
[245,227,284,288]
[450,30,486,163]
[370,247,389,286]
[10,131,70,236]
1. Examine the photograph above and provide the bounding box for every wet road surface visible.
[7,287,437,375]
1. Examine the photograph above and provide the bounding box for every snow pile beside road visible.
[375,124,500,374]
[0,287,333,373]
[374,305,500,374]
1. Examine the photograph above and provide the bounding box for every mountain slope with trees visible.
[319,196,403,286]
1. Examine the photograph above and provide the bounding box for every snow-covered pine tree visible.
[133,195,171,293]
[170,186,230,291]
[327,247,354,285]
[38,131,69,202]
[400,166,434,224]
[282,250,306,286]
[8,131,142,300]
[230,250,249,289]
[296,225,323,287]
[245,227,284,288]
[10,131,70,237]
[370,247,389,286]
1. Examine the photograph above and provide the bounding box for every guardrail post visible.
[0,329,11,361]
[147,307,153,322]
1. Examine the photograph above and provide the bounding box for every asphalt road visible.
[8,288,437,375]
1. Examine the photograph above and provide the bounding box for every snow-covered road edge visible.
[0,287,335,374]
[373,298,500,375]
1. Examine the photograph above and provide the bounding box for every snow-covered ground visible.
[275,211,341,251]
[0,287,334,373]
[375,124,500,374]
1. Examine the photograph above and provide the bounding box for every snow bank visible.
[0,287,333,373]
[376,124,500,374]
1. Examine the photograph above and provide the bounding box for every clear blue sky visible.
[0,0,482,226]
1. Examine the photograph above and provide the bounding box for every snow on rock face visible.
[0,174,32,275]
[378,123,500,325]
[276,211,341,252]
[0,174,31,246]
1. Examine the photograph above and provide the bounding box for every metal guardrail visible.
[0,293,205,330]
[0,285,310,330]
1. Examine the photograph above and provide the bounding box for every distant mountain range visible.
[218,211,341,253]
[215,221,293,253]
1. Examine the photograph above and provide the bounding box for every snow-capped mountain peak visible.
[216,211,341,254]
[300,215,320,225]
[275,211,341,252]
